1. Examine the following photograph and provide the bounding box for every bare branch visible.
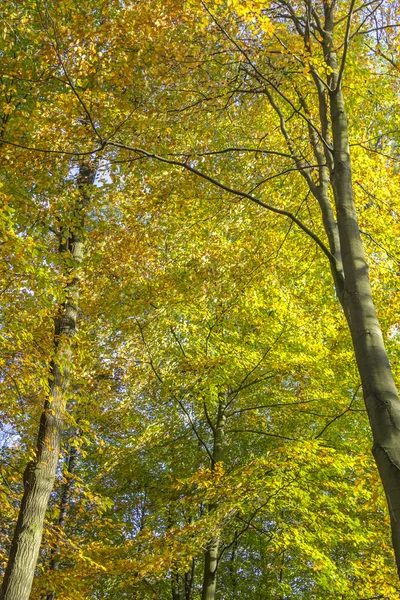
[170,326,187,358]
[315,385,361,439]
[248,164,323,195]
[107,141,338,270]
[168,147,294,160]
[1,139,104,156]
[227,428,296,441]
[226,398,321,418]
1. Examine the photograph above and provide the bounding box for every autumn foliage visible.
[1,0,400,598]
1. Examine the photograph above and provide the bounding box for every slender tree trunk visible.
[45,443,78,600]
[172,572,181,600]
[322,9,400,575]
[184,558,195,600]
[0,162,95,600]
[201,397,226,600]
[228,534,238,598]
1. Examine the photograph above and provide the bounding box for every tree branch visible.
[336,0,356,91]
[106,141,337,269]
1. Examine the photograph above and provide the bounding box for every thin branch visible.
[274,191,309,257]
[226,398,320,418]
[170,326,187,358]
[248,164,322,195]
[226,331,285,410]
[336,0,356,90]
[263,88,318,196]
[218,475,300,562]
[106,141,337,268]
[134,316,213,461]
[360,229,400,265]
[265,78,333,153]
[1,139,104,156]
[167,147,294,160]
[43,2,102,142]
[178,399,214,462]
[354,22,400,36]
[334,0,382,25]
[227,373,277,398]
[355,142,400,162]
[203,402,216,434]
[346,3,383,45]
[227,428,296,440]
[202,0,332,150]
[315,385,361,439]
[218,497,273,560]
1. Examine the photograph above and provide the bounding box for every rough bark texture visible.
[0,162,95,600]
[201,398,226,600]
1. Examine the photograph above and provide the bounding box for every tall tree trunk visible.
[201,397,226,600]
[322,8,400,576]
[0,162,95,600]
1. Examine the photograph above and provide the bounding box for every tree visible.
[103,0,400,581]
[1,0,400,597]
[29,164,397,598]
[0,157,95,600]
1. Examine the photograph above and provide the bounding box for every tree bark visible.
[262,0,400,575]
[201,397,226,600]
[330,84,400,576]
[0,161,95,600]
[321,7,400,576]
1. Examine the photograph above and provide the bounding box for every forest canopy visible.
[0,0,400,598]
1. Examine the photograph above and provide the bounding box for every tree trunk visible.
[322,13,400,576]
[201,398,226,600]
[184,559,195,600]
[202,542,219,600]
[228,535,238,598]
[0,162,95,600]
[172,572,181,600]
[330,83,400,575]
